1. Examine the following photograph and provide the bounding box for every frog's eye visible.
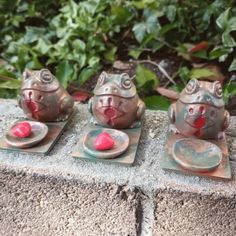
[185,79,199,94]
[97,71,107,86]
[40,69,53,83]
[213,81,223,98]
[120,73,132,89]
[23,69,31,80]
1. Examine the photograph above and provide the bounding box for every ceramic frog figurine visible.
[88,71,145,129]
[168,79,230,139]
[18,68,74,122]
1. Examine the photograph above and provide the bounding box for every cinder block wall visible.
[0,100,236,236]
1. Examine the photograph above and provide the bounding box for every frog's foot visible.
[169,124,180,134]
[217,132,225,140]
[90,117,98,125]
[130,121,141,128]
[55,114,69,122]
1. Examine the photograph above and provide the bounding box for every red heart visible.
[94,132,114,151]
[11,122,32,138]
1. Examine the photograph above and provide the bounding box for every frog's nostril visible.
[38,95,43,101]
[28,91,32,98]
[199,106,205,114]
[189,107,194,114]
[210,110,216,117]
[108,97,112,106]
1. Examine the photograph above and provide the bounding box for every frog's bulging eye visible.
[97,72,107,86]
[121,74,132,89]
[40,69,53,83]
[213,81,223,98]
[185,79,199,94]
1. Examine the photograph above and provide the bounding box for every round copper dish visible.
[83,128,129,159]
[172,138,222,172]
[5,121,48,148]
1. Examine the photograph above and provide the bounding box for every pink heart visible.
[94,132,114,151]
[11,122,32,138]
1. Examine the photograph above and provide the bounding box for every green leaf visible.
[229,57,236,71]
[166,5,176,22]
[78,67,98,86]
[209,47,232,59]
[216,8,231,30]
[24,27,46,43]
[135,65,159,90]
[103,46,117,63]
[34,38,51,54]
[222,32,236,47]
[111,6,131,24]
[143,95,170,110]
[132,23,146,43]
[189,68,216,79]
[0,79,21,89]
[128,49,142,59]
[56,61,74,88]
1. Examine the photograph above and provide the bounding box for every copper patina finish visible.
[18,68,74,122]
[88,71,145,129]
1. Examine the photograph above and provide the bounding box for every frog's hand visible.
[137,99,145,120]
[60,96,74,114]
[88,97,93,115]
[17,95,22,108]
[222,110,230,131]
[168,103,175,124]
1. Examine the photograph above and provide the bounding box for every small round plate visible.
[83,128,129,159]
[172,138,222,172]
[5,121,48,148]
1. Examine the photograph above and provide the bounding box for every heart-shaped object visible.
[11,122,32,138]
[94,132,114,151]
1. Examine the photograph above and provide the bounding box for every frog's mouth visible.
[95,106,125,126]
[185,115,214,130]
[25,100,47,120]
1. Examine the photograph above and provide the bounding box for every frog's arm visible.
[222,110,230,131]
[17,95,22,108]
[168,103,175,124]
[60,96,74,113]
[88,97,93,115]
[137,99,145,120]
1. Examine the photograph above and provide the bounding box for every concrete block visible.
[0,169,141,236]
[153,190,236,236]
[0,100,236,235]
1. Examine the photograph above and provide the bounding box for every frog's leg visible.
[137,99,146,120]
[87,97,99,125]
[217,110,230,139]
[168,103,180,134]
[58,96,74,121]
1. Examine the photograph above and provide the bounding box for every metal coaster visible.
[0,111,75,155]
[72,124,142,166]
[161,132,231,180]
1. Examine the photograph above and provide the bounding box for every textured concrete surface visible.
[153,190,236,236]
[0,100,236,235]
[0,169,140,236]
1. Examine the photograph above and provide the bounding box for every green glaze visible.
[172,138,222,172]
[83,128,129,159]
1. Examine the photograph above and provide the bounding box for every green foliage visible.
[135,64,159,92]
[0,0,236,103]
